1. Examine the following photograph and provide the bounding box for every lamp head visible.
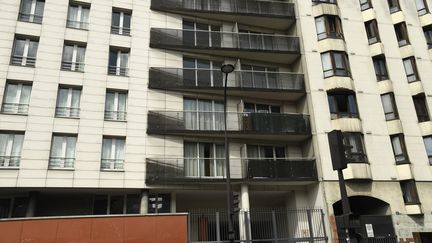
[221,64,235,74]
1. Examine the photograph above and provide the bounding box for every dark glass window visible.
[321,51,350,78]
[111,9,131,35]
[381,93,399,121]
[400,180,420,204]
[342,133,368,163]
[413,94,430,122]
[373,56,389,81]
[387,0,401,13]
[365,20,380,44]
[423,25,432,49]
[360,0,372,11]
[315,15,343,40]
[423,136,432,165]
[394,22,410,47]
[328,93,359,119]
[390,134,409,164]
[403,57,420,83]
[416,0,429,16]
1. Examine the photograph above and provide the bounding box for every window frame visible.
[394,22,410,47]
[61,42,86,72]
[423,136,432,165]
[18,0,44,24]
[403,57,420,83]
[400,180,420,205]
[111,8,131,36]
[388,0,401,13]
[423,25,432,49]
[315,15,344,41]
[66,2,90,30]
[365,19,380,45]
[104,90,127,121]
[49,133,77,169]
[1,81,32,115]
[11,36,39,67]
[373,56,389,81]
[359,0,372,11]
[327,92,359,119]
[92,194,140,215]
[342,132,368,163]
[416,0,429,16]
[390,134,410,164]
[184,141,225,178]
[0,131,25,169]
[55,85,81,118]
[381,93,399,121]
[108,47,130,76]
[101,136,126,171]
[413,94,430,123]
[321,51,351,78]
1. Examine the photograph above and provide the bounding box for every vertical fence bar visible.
[321,209,328,242]
[307,209,314,243]
[271,210,278,243]
[188,213,192,243]
[216,211,221,242]
[245,211,251,243]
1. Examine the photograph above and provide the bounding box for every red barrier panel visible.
[0,214,188,243]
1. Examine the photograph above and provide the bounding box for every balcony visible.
[149,68,305,101]
[146,158,317,185]
[147,111,311,141]
[150,0,295,30]
[150,28,300,64]
[1,103,29,115]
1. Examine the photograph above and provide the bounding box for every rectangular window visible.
[321,51,350,78]
[423,136,432,164]
[416,0,429,16]
[0,132,24,168]
[67,2,90,30]
[400,180,420,204]
[101,137,125,171]
[105,91,127,121]
[246,145,286,160]
[183,20,221,48]
[18,0,44,24]
[61,42,86,72]
[148,193,171,214]
[388,0,401,13]
[244,103,281,113]
[327,93,359,119]
[315,15,343,40]
[108,47,129,76]
[413,94,430,122]
[423,25,432,49]
[394,22,410,47]
[183,57,223,88]
[184,142,225,177]
[55,86,81,118]
[365,20,380,44]
[373,56,389,81]
[11,36,39,67]
[360,0,372,11]
[403,57,420,82]
[93,194,140,215]
[183,98,224,130]
[381,93,399,121]
[390,134,409,164]
[1,81,32,115]
[49,134,77,169]
[0,197,29,219]
[342,133,368,163]
[111,9,131,35]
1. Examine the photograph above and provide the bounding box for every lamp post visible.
[221,63,235,243]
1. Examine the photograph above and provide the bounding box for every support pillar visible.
[171,192,176,213]
[139,189,149,214]
[26,191,38,217]
[239,184,251,242]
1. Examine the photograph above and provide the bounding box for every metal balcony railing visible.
[104,111,127,121]
[111,26,131,36]
[10,55,36,67]
[61,61,85,72]
[150,28,300,53]
[151,0,295,18]
[188,208,327,243]
[244,158,317,180]
[1,103,29,114]
[18,13,43,24]
[48,157,75,169]
[108,66,129,76]
[101,159,124,171]
[0,156,20,168]
[147,111,310,135]
[66,20,89,30]
[55,107,80,118]
[149,67,305,91]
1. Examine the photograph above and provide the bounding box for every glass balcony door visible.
[183,20,221,48]
[183,57,223,87]
[241,64,277,89]
[184,142,225,178]
[184,98,224,130]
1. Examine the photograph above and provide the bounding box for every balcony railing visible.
[0,156,20,168]
[108,66,129,76]
[48,157,75,169]
[61,61,85,72]
[111,26,131,36]
[150,28,299,53]
[101,159,124,171]
[149,67,305,92]
[10,55,36,67]
[18,13,43,24]
[1,103,29,114]
[151,0,295,18]
[55,107,80,118]
[104,111,127,121]
[146,158,317,183]
[66,20,89,30]
[147,111,310,135]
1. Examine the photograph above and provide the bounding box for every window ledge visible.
[104,119,127,123]
[0,167,20,170]
[9,63,35,68]
[100,169,125,172]
[55,116,80,120]
[0,112,28,116]
[48,168,75,171]
[395,161,411,166]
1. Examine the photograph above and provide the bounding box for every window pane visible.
[109,195,124,214]
[112,12,120,27]
[93,195,108,215]
[5,84,18,103]
[423,137,432,156]
[123,14,131,29]
[13,39,26,57]
[321,53,332,71]
[102,138,112,159]
[315,17,325,35]
[403,59,414,75]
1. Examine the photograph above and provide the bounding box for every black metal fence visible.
[188,208,328,243]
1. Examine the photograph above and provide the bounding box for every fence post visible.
[245,211,251,243]
[307,209,314,243]
[188,213,191,243]
[216,211,221,242]
[321,209,328,242]
[272,210,279,243]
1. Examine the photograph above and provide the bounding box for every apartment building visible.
[0,0,431,242]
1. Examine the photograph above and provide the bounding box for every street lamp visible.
[221,63,235,243]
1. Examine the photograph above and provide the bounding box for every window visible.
[0,132,24,168]
[365,20,380,44]
[105,91,127,121]
[327,93,359,119]
[148,193,171,214]
[184,142,225,177]
[183,20,221,48]
[183,57,223,87]
[312,0,337,4]
[244,103,280,113]
[18,0,44,24]
[49,134,77,169]
[111,9,131,35]
[11,36,39,67]
[423,25,432,49]
[387,0,401,13]
[403,57,420,82]
[108,47,129,76]
[321,51,350,78]
[400,180,420,204]
[101,137,125,171]
[246,145,286,160]
[413,94,430,122]
[184,98,224,130]
[342,133,367,163]
[0,197,29,218]
[394,22,410,47]
[61,42,86,72]
[390,134,409,164]
[241,64,279,89]
[67,2,90,30]
[1,82,32,114]
[416,0,429,16]
[381,93,399,120]
[238,29,276,51]
[315,15,343,40]
[373,56,389,81]
[422,136,432,164]
[93,194,140,215]
[360,0,372,11]
[56,86,81,118]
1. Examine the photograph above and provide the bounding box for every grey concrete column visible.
[239,184,251,241]
[170,191,176,213]
[139,189,149,214]
[26,191,38,217]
